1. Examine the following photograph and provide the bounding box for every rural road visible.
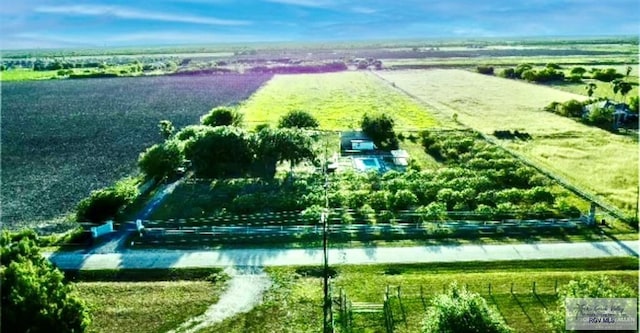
[47,240,638,270]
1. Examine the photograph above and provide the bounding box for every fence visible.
[131,208,587,246]
[335,279,562,333]
[335,287,395,333]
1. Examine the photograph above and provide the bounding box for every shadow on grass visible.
[489,293,509,327]
[511,293,534,326]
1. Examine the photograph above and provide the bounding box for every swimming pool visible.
[353,157,383,172]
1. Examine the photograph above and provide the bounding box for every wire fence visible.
[334,279,563,333]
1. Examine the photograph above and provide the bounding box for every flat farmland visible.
[1,73,272,227]
[377,69,638,215]
[239,71,438,131]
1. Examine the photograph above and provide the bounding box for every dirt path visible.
[167,267,271,333]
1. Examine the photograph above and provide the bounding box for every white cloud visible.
[34,5,251,26]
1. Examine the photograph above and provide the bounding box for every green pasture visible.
[238,71,438,131]
[0,65,143,81]
[197,258,638,333]
[76,280,224,333]
[384,54,637,68]
[377,69,639,217]
[1,68,60,81]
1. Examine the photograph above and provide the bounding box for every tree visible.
[592,68,622,82]
[558,99,584,117]
[476,66,494,75]
[158,120,174,140]
[1,230,91,333]
[392,189,418,210]
[184,126,253,178]
[423,284,512,333]
[546,275,635,333]
[361,113,398,150]
[586,105,614,128]
[75,178,139,222]
[278,110,319,129]
[570,67,587,77]
[201,106,243,127]
[254,127,317,178]
[138,140,184,180]
[629,95,639,113]
[498,68,516,79]
[611,79,632,102]
[585,82,597,98]
[514,63,532,78]
[416,202,447,222]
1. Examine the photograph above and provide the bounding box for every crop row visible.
[1,73,273,226]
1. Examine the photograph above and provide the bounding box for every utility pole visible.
[322,132,333,333]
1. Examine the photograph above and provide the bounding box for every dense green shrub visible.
[76,178,139,222]
[586,105,614,127]
[278,110,319,129]
[361,113,398,150]
[498,67,516,79]
[201,106,243,127]
[1,230,92,333]
[629,96,639,113]
[184,126,254,178]
[138,141,184,180]
[476,66,494,75]
[546,276,636,333]
[591,68,622,82]
[422,284,512,333]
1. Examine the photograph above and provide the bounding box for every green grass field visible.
[0,66,145,81]
[1,68,60,81]
[189,258,638,333]
[238,71,438,131]
[377,69,639,216]
[75,281,224,333]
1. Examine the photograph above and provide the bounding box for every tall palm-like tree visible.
[585,82,597,98]
[612,79,632,103]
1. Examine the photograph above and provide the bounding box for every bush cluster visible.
[75,178,139,222]
[181,131,579,219]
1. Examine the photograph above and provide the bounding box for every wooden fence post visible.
[397,286,407,328]
[554,279,558,295]
[532,281,536,295]
[488,283,492,295]
[420,286,427,310]
[510,282,514,294]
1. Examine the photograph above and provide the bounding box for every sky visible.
[1,0,638,49]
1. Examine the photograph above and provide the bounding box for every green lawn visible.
[76,280,224,333]
[238,71,438,131]
[190,258,638,333]
[335,261,638,332]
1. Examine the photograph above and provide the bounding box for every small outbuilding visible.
[340,131,376,154]
[390,149,410,166]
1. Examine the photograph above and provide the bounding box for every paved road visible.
[47,240,638,270]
